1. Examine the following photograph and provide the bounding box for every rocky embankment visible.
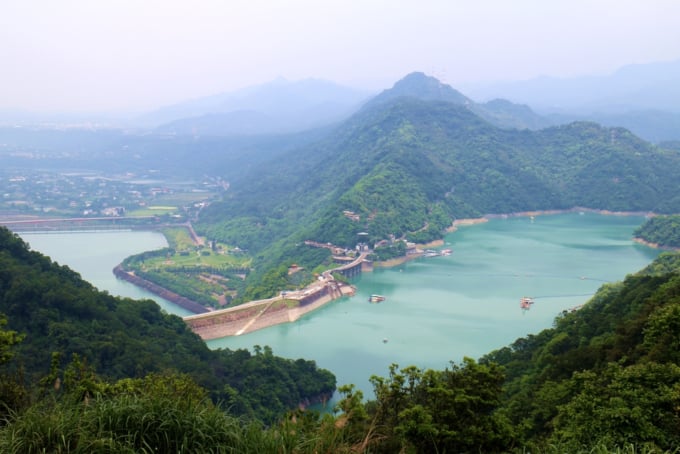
[113,265,209,314]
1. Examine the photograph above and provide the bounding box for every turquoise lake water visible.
[20,213,659,400]
[20,229,193,317]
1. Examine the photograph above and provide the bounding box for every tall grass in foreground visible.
[4,397,680,454]
[0,393,249,453]
[0,393,368,453]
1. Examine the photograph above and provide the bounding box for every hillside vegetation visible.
[634,214,680,249]
[0,227,335,425]
[197,73,680,298]
[480,252,680,450]
[4,226,680,451]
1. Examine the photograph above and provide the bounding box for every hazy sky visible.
[2,0,679,112]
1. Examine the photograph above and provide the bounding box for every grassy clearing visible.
[150,251,251,268]
[127,207,178,216]
[156,227,252,268]
[162,227,196,250]
[153,191,216,206]
[123,226,252,307]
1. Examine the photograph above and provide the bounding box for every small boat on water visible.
[520,296,534,310]
[369,294,386,303]
[423,248,452,258]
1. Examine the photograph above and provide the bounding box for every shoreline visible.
[120,207,662,338]
[447,217,489,232]
[486,207,655,220]
[632,237,680,251]
[113,265,209,314]
[374,207,657,269]
[372,239,446,268]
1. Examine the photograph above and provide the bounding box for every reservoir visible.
[20,230,193,317]
[20,213,659,399]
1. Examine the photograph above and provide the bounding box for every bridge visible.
[305,240,371,278]
[329,252,370,278]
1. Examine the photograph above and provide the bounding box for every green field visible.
[153,191,216,206]
[162,227,197,251]
[121,226,252,308]
[145,227,252,269]
[127,206,179,216]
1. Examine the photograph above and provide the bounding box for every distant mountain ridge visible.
[458,59,680,142]
[146,72,551,136]
[142,78,373,135]
[462,59,680,113]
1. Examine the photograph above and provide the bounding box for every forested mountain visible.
[547,109,680,143]
[634,214,680,249]
[476,98,551,130]
[0,227,335,424]
[365,71,550,131]
[196,73,680,294]
[462,59,680,142]
[479,251,680,449]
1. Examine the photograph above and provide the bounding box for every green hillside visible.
[4,227,680,451]
[634,214,680,248]
[0,227,335,424]
[480,252,680,450]
[196,74,680,298]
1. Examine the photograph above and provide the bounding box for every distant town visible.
[0,167,225,226]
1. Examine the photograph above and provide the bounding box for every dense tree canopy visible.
[0,227,335,424]
[197,90,680,298]
[481,252,680,450]
[3,212,680,452]
[634,214,680,249]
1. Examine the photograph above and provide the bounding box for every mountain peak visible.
[366,72,471,108]
[394,71,443,88]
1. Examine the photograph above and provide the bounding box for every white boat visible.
[520,297,534,310]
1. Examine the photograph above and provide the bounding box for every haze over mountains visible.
[143,59,680,141]
[138,78,372,134]
[461,59,680,142]
[2,59,679,143]
[462,59,680,113]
